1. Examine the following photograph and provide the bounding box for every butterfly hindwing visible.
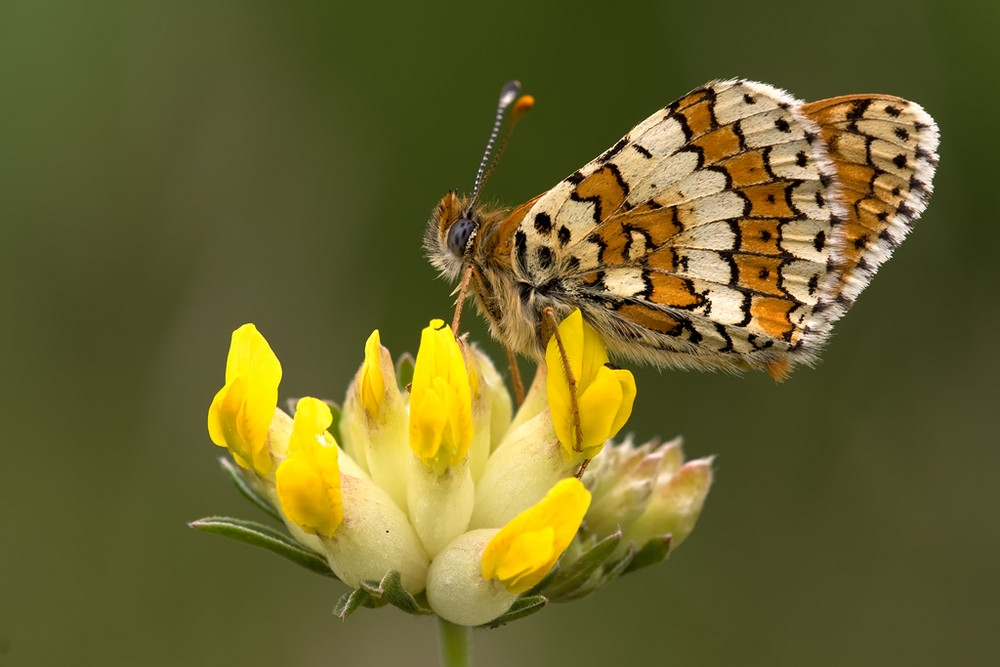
[510,80,854,373]
[800,94,939,304]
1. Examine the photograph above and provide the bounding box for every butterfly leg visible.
[504,346,525,406]
[450,264,475,336]
[541,307,588,478]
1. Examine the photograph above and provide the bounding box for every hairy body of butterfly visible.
[425,79,939,379]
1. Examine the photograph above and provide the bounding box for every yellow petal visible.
[545,310,635,457]
[207,324,282,474]
[360,330,386,418]
[481,478,591,593]
[608,367,637,437]
[409,320,473,470]
[276,397,342,538]
[576,367,625,454]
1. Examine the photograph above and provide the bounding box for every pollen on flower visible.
[546,310,636,460]
[481,477,591,593]
[207,323,282,474]
[275,397,343,539]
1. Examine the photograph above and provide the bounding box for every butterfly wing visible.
[800,94,938,302]
[504,79,937,376]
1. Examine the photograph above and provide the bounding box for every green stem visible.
[437,617,471,667]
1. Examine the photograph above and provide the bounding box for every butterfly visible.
[425,79,939,381]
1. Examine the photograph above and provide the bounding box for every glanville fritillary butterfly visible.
[425,79,939,381]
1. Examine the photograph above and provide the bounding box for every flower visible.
[408,319,473,471]
[275,397,343,539]
[546,309,636,460]
[481,477,591,593]
[195,314,712,628]
[207,324,282,474]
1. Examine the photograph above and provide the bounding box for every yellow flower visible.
[408,319,473,472]
[207,324,282,474]
[360,330,386,418]
[546,310,636,460]
[275,397,343,539]
[481,478,591,594]
[199,316,710,628]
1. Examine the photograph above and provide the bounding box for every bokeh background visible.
[3,1,998,665]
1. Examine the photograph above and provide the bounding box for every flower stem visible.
[437,617,471,667]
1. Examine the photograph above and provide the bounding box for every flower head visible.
[196,316,712,628]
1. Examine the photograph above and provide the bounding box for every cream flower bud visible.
[340,330,410,509]
[425,529,515,627]
[468,407,577,530]
[316,472,430,593]
[462,344,512,480]
[585,436,674,538]
[624,454,713,550]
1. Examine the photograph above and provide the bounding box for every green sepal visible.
[540,530,622,600]
[580,542,637,599]
[333,570,433,620]
[481,595,548,628]
[623,535,672,574]
[218,458,281,521]
[395,352,415,389]
[333,586,389,619]
[189,516,336,579]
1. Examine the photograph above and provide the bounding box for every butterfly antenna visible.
[467,80,534,212]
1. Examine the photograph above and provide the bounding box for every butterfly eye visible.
[447,218,478,257]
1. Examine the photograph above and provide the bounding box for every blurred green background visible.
[2,1,997,665]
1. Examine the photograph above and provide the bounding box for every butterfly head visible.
[425,191,479,280]
[425,81,533,281]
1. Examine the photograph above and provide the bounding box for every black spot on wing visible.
[536,246,554,270]
[514,230,528,273]
[847,99,873,120]
[633,143,653,158]
[558,225,571,246]
[533,212,552,235]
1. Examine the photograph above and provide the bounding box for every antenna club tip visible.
[513,95,535,119]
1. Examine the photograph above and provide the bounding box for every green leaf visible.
[623,535,672,574]
[541,531,621,600]
[482,596,548,628]
[395,352,415,389]
[189,516,336,580]
[218,457,281,521]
